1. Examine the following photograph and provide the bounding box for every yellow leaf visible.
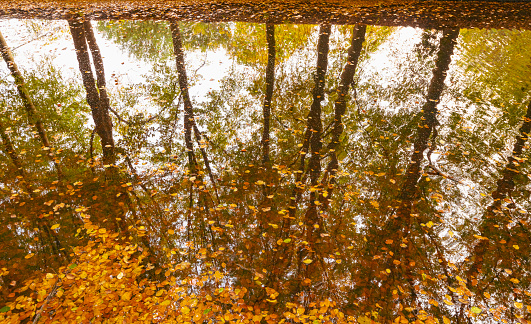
[25,253,34,259]
[429,299,438,307]
[426,221,434,228]
[514,302,523,309]
[444,299,454,306]
[214,271,224,281]
[303,259,313,264]
[443,316,451,324]
[358,316,372,324]
[121,291,132,301]
[255,180,265,185]
[168,229,175,235]
[513,244,520,250]
[51,224,60,230]
[471,306,482,314]
[45,273,54,279]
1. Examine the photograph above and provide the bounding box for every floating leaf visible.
[471,306,482,314]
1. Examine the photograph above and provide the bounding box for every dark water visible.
[0,2,530,323]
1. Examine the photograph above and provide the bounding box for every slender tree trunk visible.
[68,15,116,168]
[300,24,331,293]
[466,99,531,281]
[286,24,333,221]
[83,20,112,119]
[361,28,459,319]
[68,15,131,236]
[169,20,198,176]
[169,20,218,200]
[398,28,460,207]
[322,24,366,202]
[266,25,332,296]
[261,23,276,165]
[0,30,63,179]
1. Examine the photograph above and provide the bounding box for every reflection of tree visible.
[323,24,366,200]
[0,30,63,178]
[169,20,216,193]
[461,98,531,322]
[68,15,116,170]
[261,23,275,165]
[349,28,460,321]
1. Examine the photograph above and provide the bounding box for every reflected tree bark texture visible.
[261,23,276,166]
[351,28,460,320]
[293,23,331,302]
[465,98,531,298]
[169,20,217,198]
[67,15,116,169]
[322,24,366,205]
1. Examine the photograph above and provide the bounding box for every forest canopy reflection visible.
[0,11,531,324]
